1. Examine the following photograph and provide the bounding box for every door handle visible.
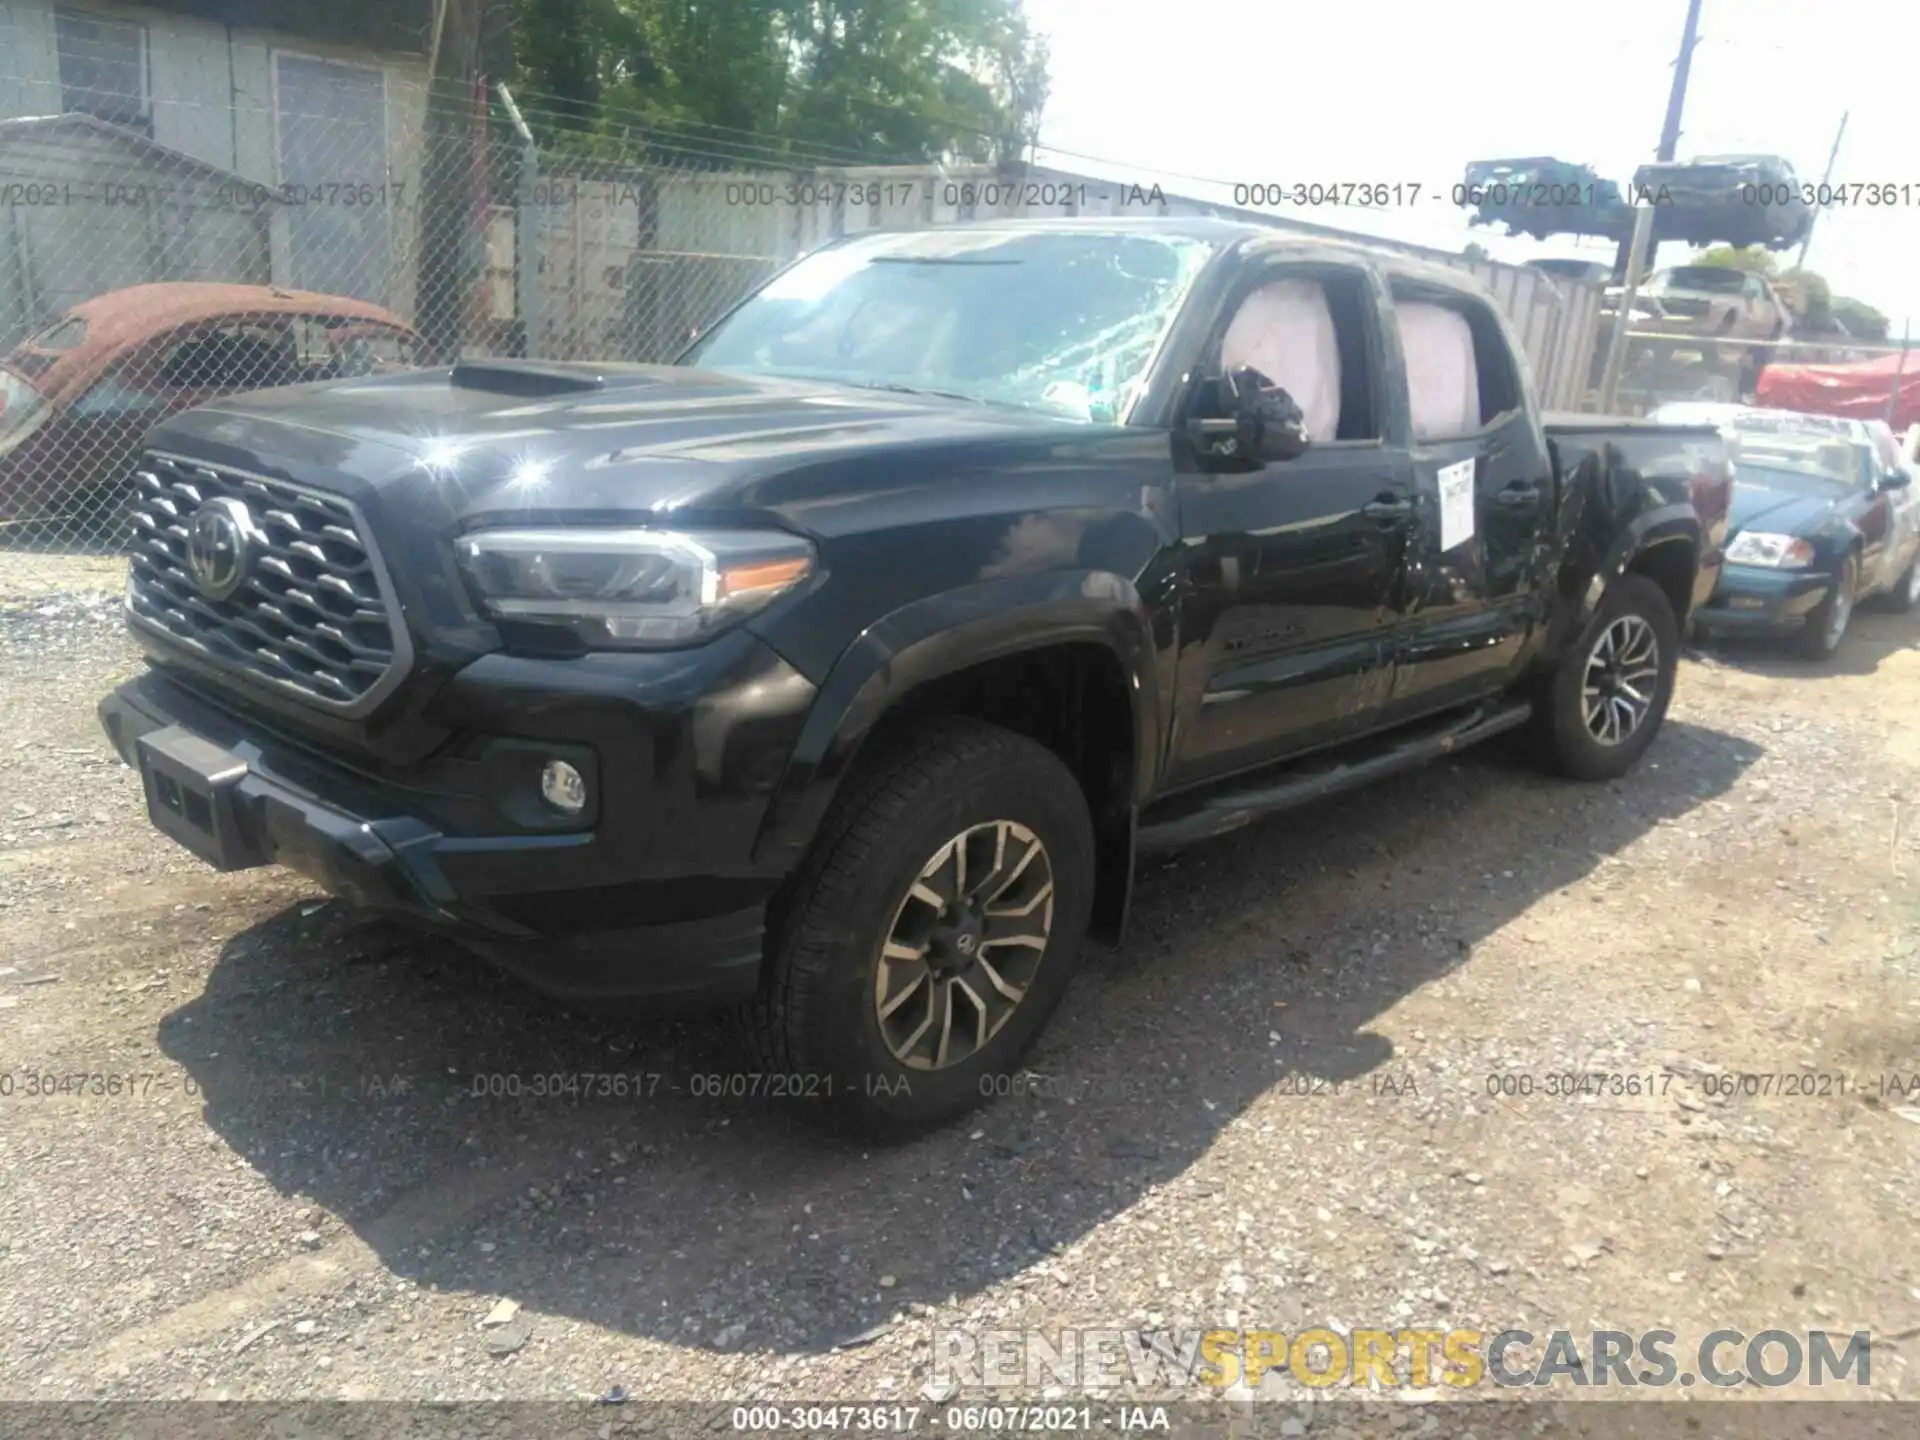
[1361,495,1413,524]
[1493,484,1541,510]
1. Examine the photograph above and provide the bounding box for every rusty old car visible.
[0,283,419,536]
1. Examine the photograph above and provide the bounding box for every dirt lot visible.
[2,558,1918,1426]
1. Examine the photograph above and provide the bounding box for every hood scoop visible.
[449,360,613,396]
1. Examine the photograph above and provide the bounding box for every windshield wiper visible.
[840,379,989,405]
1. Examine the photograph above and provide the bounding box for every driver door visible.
[1165,261,1413,790]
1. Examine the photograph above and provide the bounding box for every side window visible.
[67,370,169,419]
[1391,290,1521,442]
[1217,269,1379,442]
[339,328,418,373]
[55,6,151,134]
[155,322,297,391]
[66,336,173,418]
[290,317,336,374]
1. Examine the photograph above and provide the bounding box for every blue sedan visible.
[1692,436,1920,659]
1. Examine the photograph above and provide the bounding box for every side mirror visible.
[1880,469,1912,491]
[1185,367,1312,465]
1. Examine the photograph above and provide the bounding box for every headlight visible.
[1725,531,1814,569]
[455,527,815,648]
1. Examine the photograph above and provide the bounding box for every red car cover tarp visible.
[1755,350,1920,430]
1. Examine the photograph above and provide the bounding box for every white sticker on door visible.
[1437,458,1476,553]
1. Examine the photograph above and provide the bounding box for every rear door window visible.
[27,316,88,352]
[331,325,417,375]
[1391,293,1521,441]
[154,321,298,391]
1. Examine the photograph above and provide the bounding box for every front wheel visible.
[740,718,1095,1139]
[1794,554,1857,660]
[1532,574,1680,782]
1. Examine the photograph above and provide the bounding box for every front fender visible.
[750,570,1160,872]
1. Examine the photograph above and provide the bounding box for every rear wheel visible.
[740,718,1095,1139]
[1881,549,1920,614]
[1532,574,1680,782]
[1794,554,1858,660]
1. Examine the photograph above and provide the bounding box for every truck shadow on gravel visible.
[156,719,1759,1359]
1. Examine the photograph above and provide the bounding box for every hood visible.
[1728,482,1840,536]
[147,362,1094,528]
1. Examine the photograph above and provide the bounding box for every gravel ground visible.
[2,554,1918,1427]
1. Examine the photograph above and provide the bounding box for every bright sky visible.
[1023,0,1920,333]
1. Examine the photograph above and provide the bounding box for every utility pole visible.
[1598,0,1705,409]
[1794,110,1848,271]
[1610,0,1705,282]
[418,0,481,364]
[1654,0,1705,165]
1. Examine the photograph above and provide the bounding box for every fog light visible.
[540,759,587,813]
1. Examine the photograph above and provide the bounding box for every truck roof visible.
[838,215,1492,299]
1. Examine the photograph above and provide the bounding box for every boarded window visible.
[55,7,150,134]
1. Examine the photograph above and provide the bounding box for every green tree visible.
[1687,245,1896,340]
[510,0,641,126]
[507,0,1050,163]
[1777,266,1832,331]
[1831,296,1890,341]
[1687,245,1779,276]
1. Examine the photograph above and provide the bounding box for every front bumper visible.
[1692,562,1831,635]
[99,642,818,1008]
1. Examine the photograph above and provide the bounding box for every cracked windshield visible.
[681,229,1215,422]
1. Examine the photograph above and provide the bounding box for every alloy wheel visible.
[873,820,1055,1071]
[1824,569,1855,649]
[1582,614,1661,746]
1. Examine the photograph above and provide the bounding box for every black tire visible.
[1794,553,1858,660]
[739,718,1095,1140]
[1532,574,1680,782]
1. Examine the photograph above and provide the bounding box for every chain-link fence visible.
[0,60,810,562]
[1588,326,1920,419]
[1,49,1606,579]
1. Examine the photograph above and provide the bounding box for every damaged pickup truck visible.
[99,218,1732,1135]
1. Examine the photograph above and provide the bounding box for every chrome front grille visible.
[126,452,407,712]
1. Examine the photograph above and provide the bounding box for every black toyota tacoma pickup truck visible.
[99,218,1731,1135]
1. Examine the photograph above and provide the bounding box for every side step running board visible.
[1136,701,1533,854]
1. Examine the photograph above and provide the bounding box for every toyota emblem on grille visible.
[185,497,259,600]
